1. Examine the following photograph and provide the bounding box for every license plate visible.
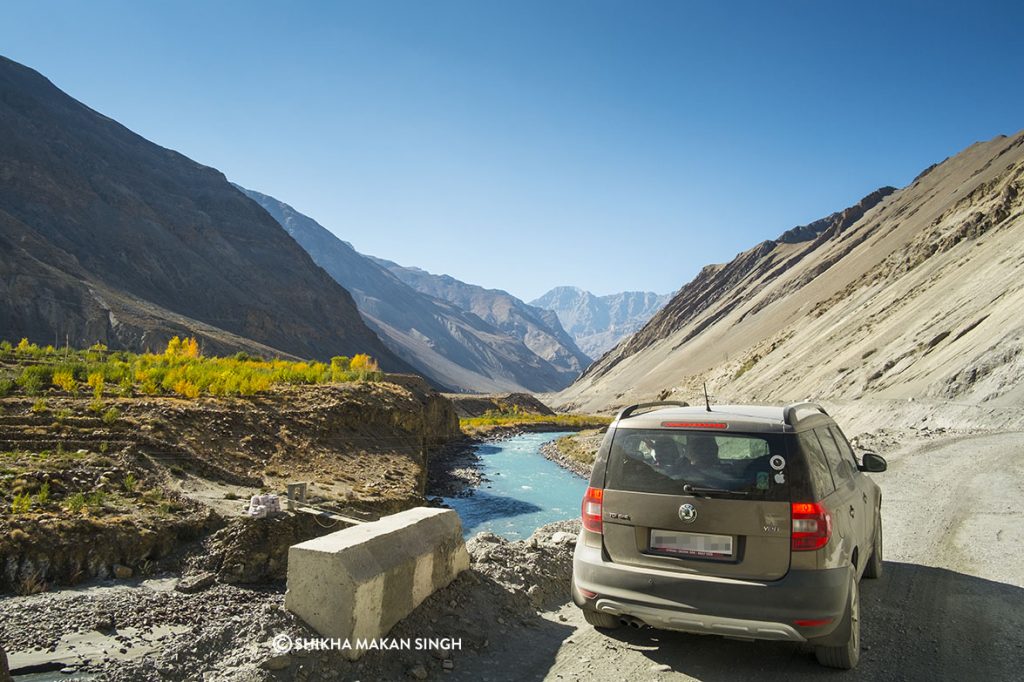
[650,529,734,558]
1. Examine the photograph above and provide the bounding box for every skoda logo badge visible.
[679,503,697,523]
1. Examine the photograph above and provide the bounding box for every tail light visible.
[582,487,603,533]
[791,502,832,551]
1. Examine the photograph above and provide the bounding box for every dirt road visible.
[464,431,1024,681]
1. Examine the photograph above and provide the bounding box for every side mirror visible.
[858,452,887,473]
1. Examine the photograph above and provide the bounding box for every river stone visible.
[260,654,292,671]
[176,571,217,593]
[114,564,133,579]
[93,613,116,633]
[550,531,577,546]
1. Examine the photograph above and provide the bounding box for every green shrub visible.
[17,365,53,395]
[34,482,50,505]
[31,399,48,414]
[65,493,86,512]
[102,407,120,425]
[122,473,137,494]
[11,492,32,514]
[0,378,14,397]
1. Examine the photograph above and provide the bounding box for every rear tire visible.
[863,515,883,579]
[582,608,621,629]
[815,574,861,669]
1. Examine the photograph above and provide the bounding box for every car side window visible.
[817,427,854,485]
[797,431,835,498]
[829,426,861,474]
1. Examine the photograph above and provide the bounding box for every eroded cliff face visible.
[558,132,1024,413]
[0,377,460,591]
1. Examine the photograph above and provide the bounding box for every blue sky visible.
[2,1,1022,301]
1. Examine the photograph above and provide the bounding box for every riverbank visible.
[427,422,602,498]
[0,519,582,681]
[538,429,604,479]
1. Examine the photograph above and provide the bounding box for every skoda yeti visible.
[571,401,887,669]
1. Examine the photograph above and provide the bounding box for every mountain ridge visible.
[530,286,670,358]
[556,131,1024,413]
[371,256,592,384]
[242,188,587,393]
[0,55,410,370]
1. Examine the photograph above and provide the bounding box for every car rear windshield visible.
[604,428,793,501]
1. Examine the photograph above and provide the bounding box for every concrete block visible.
[285,507,469,658]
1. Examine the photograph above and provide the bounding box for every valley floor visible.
[3,427,1022,680]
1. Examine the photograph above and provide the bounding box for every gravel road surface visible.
[499,431,1024,681]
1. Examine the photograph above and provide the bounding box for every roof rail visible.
[782,401,829,426]
[617,401,690,421]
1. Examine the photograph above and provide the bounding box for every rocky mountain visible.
[242,188,586,393]
[371,258,592,382]
[530,286,671,358]
[0,56,412,370]
[556,131,1024,414]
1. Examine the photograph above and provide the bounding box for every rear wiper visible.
[682,484,749,497]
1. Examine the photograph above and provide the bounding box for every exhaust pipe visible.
[619,616,647,629]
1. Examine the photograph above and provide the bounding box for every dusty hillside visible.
[556,131,1024,416]
[0,375,458,592]
[242,187,582,393]
[0,56,411,372]
[373,257,592,387]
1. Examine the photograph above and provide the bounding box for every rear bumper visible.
[572,534,850,643]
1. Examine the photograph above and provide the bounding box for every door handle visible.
[849,505,856,518]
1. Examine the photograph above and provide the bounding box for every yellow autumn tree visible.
[165,336,201,358]
[87,372,104,403]
[52,370,77,394]
[350,354,379,372]
[165,336,182,357]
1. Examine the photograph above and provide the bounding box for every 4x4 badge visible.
[679,503,697,523]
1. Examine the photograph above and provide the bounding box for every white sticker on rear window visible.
[774,472,786,484]
[770,455,786,471]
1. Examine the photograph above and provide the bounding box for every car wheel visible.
[582,607,621,629]
[815,572,861,669]
[863,514,883,579]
